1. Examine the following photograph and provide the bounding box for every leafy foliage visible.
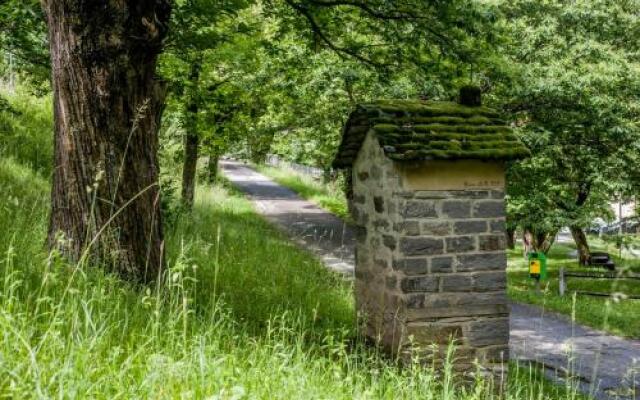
[499,0,640,246]
[0,89,52,175]
[0,0,49,86]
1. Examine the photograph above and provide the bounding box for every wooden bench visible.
[588,252,615,271]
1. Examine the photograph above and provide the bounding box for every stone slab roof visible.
[332,99,530,169]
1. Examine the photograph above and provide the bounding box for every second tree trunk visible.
[181,131,199,208]
[181,59,201,209]
[570,226,591,265]
[207,153,219,183]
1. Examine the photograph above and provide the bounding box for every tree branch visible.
[284,0,390,68]
[306,0,422,20]
[304,0,451,43]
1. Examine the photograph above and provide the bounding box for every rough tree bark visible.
[180,58,201,208]
[505,227,516,250]
[523,228,557,255]
[567,183,592,265]
[43,0,171,282]
[207,153,219,183]
[181,129,199,208]
[570,225,591,265]
[534,230,557,254]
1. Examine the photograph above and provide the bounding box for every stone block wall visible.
[351,132,403,348]
[351,131,509,376]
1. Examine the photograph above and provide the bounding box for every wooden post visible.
[559,267,566,296]
[619,197,623,259]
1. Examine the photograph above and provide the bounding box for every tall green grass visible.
[0,89,587,398]
[507,244,640,338]
[0,89,52,176]
[0,155,587,398]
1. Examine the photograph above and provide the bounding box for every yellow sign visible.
[401,160,505,191]
[529,260,541,275]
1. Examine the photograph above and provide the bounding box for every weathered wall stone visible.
[374,196,385,213]
[403,200,438,218]
[431,256,454,273]
[490,219,506,233]
[478,235,506,251]
[466,318,510,347]
[442,200,471,218]
[401,276,439,292]
[395,221,420,236]
[441,274,474,292]
[457,253,507,272]
[473,271,507,291]
[454,220,488,235]
[422,221,451,236]
[445,236,476,253]
[473,201,505,218]
[401,237,444,256]
[351,131,509,380]
[393,258,429,275]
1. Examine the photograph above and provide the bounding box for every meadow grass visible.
[255,164,349,220]
[507,243,640,338]
[0,155,588,399]
[0,89,52,176]
[258,163,640,339]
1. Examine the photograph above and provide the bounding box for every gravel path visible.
[221,160,354,275]
[221,160,640,400]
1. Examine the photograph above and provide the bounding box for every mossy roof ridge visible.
[360,99,501,118]
[333,99,530,168]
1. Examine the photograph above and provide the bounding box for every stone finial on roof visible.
[459,85,482,107]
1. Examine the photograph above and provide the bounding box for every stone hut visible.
[332,88,529,376]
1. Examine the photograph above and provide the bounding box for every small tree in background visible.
[500,0,640,263]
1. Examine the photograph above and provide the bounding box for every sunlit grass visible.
[0,155,588,398]
[0,89,52,176]
[507,243,640,338]
[255,164,350,220]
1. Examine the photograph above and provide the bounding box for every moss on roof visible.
[332,99,530,168]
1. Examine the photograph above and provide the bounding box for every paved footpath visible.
[221,160,640,400]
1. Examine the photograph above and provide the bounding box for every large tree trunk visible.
[569,183,591,265]
[43,0,171,282]
[181,132,199,207]
[570,226,590,265]
[180,58,201,208]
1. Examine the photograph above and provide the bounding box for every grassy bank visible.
[0,89,52,176]
[258,163,640,338]
[0,154,587,398]
[255,164,349,219]
[507,243,640,338]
